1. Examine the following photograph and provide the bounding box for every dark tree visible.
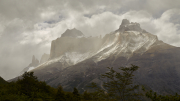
[89,65,141,101]
[101,65,141,101]
[55,86,66,101]
[17,72,39,97]
[73,87,80,101]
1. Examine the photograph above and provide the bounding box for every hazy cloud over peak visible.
[0,0,180,80]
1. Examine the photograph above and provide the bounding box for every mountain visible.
[61,28,84,38]
[40,53,49,64]
[20,53,50,74]
[50,29,101,60]
[0,76,7,84]
[20,55,40,74]
[14,19,180,94]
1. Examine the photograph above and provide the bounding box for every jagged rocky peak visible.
[121,19,130,26]
[40,53,49,64]
[61,28,84,38]
[30,55,39,67]
[32,55,36,63]
[19,55,40,75]
[119,19,144,32]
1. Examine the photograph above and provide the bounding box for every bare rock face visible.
[30,55,39,67]
[40,53,49,64]
[20,55,39,74]
[50,29,102,59]
[120,19,130,26]
[61,28,84,37]
[119,19,143,32]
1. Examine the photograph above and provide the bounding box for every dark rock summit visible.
[30,55,39,67]
[120,19,130,26]
[61,28,84,37]
[119,19,144,32]
[20,55,39,74]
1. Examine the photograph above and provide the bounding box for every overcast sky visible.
[0,0,180,80]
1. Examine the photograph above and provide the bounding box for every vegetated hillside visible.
[0,76,7,84]
[12,19,180,95]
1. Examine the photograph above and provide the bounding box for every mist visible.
[0,0,180,80]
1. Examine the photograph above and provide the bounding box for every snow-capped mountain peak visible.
[25,19,159,72]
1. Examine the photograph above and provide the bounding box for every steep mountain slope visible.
[0,76,7,84]
[14,19,180,94]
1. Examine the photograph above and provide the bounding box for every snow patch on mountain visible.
[93,30,158,62]
[31,52,93,71]
[62,52,92,64]
[27,67,35,72]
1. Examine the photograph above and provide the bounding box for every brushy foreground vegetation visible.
[0,65,180,101]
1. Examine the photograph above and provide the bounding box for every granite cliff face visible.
[40,53,49,64]
[16,19,180,94]
[31,55,39,67]
[49,28,102,60]
[20,53,49,74]
[119,19,147,33]
[61,28,84,37]
[20,55,39,74]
